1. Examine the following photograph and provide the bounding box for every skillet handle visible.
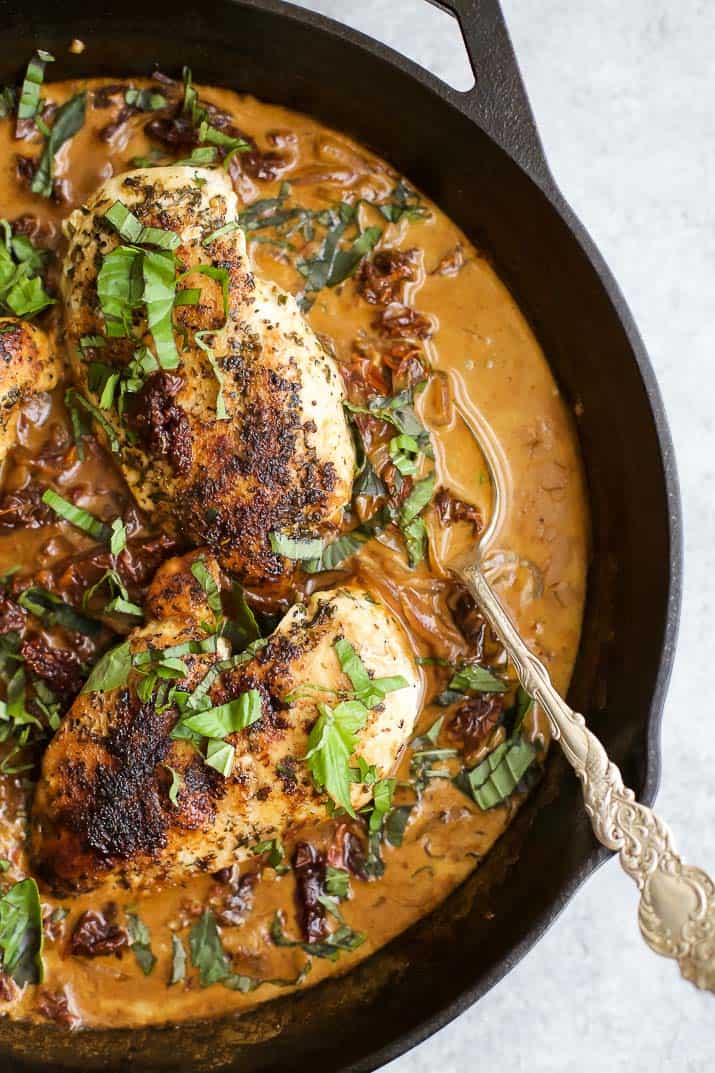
[426,0,554,189]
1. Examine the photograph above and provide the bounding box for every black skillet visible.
[0,0,682,1070]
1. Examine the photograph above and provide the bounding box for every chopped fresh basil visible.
[179,689,262,740]
[18,585,102,638]
[303,507,390,575]
[41,488,110,541]
[81,639,132,694]
[189,909,231,987]
[448,664,508,695]
[142,249,179,369]
[126,911,156,975]
[104,201,180,251]
[163,764,182,806]
[0,224,54,319]
[303,699,369,816]
[190,557,222,616]
[109,517,127,556]
[379,181,427,224]
[65,388,121,453]
[333,638,408,709]
[202,220,241,246]
[389,433,421,476]
[17,50,54,121]
[204,739,235,777]
[367,777,395,833]
[96,245,143,338]
[344,385,433,457]
[31,91,86,198]
[0,877,44,985]
[252,837,286,871]
[125,88,167,112]
[269,532,324,561]
[194,331,228,419]
[384,804,413,847]
[270,911,365,961]
[454,735,537,810]
[324,866,350,899]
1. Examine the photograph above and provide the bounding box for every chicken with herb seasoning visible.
[0,319,62,460]
[31,551,420,893]
[61,166,355,583]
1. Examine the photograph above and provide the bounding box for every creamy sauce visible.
[0,77,588,1029]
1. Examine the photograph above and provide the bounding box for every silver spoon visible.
[449,419,715,992]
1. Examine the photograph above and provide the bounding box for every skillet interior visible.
[0,0,680,1069]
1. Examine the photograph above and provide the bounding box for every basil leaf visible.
[126,911,156,976]
[401,515,428,568]
[163,764,182,807]
[204,739,235,776]
[398,473,435,527]
[367,777,395,833]
[65,388,121,453]
[190,557,222,615]
[202,221,241,246]
[104,201,179,251]
[303,699,369,816]
[4,275,54,317]
[125,88,167,112]
[180,689,262,739]
[18,586,102,638]
[379,181,427,224]
[17,50,54,121]
[389,433,420,476]
[303,507,390,574]
[194,331,228,419]
[109,517,127,556]
[97,245,143,338]
[325,866,350,899]
[327,226,382,287]
[252,837,286,870]
[269,532,324,561]
[41,488,110,541]
[333,637,408,708]
[81,639,132,694]
[142,250,179,369]
[31,91,86,198]
[448,664,508,694]
[454,735,537,810]
[0,877,44,985]
[189,909,231,987]
[384,804,413,847]
[169,933,186,985]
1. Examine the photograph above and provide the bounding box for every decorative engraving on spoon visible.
[459,559,715,992]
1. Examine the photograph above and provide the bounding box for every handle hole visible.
[288,0,475,91]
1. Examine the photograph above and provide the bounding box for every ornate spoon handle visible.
[460,561,715,991]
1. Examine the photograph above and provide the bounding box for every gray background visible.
[289,1,714,1069]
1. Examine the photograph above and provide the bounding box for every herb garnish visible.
[0,222,54,318]
[124,88,167,112]
[0,877,44,985]
[41,488,110,541]
[81,638,132,694]
[17,50,54,123]
[31,92,86,198]
[126,911,156,976]
[169,933,186,985]
[269,533,324,561]
[270,910,365,962]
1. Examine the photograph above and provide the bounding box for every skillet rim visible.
[0,0,683,1067]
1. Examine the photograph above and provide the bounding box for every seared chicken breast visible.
[0,318,62,461]
[61,167,354,582]
[32,552,420,893]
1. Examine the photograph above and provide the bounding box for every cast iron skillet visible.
[0,0,682,1070]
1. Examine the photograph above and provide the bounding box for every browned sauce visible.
[0,75,588,1028]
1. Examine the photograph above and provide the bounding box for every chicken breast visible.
[0,318,61,461]
[31,552,420,893]
[61,167,354,582]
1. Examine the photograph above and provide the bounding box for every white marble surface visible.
[289,1,714,1068]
